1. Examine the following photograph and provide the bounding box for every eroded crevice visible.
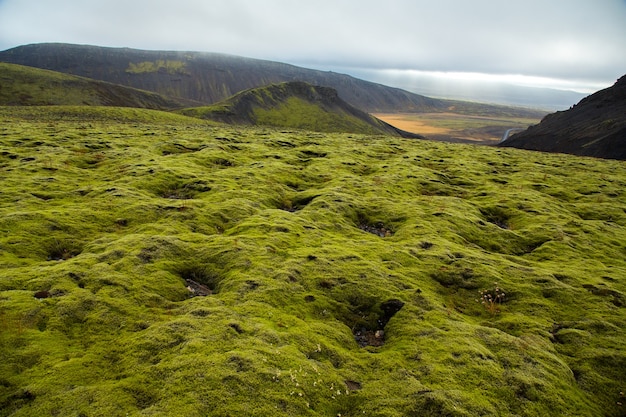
[350,299,405,347]
[175,262,223,296]
[480,206,512,229]
[278,194,318,212]
[46,239,83,261]
[356,213,394,237]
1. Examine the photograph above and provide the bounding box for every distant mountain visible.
[179,81,423,137]
[0,43,543,118]
[500,75,626,160]
[0,62,198,109]
[345,69,588,111]
[410,82,587,111]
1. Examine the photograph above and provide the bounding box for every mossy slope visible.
[0,63,198,109]
[1,106,626,416]
[179,81,423,137]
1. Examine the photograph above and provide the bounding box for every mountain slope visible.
[0,62,199,109]
[0,43,542,117]
[179,81,424,137]
[501,75,626,160]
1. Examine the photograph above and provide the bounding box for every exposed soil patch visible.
[345,380,362,391]
[176,263,223,296]
[358,222,393,237]
[185,279,212,296]
[354,329,386,347]
[356,212,395,237]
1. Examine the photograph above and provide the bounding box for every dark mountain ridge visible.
[0,43,543,117]
[179,81,424,138]
[501,75,626,160]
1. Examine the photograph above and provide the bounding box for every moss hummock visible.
[1,106,625,416]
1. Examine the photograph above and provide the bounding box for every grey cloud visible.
[0,0,624,86]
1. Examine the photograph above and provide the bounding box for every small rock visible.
[185,279,212,296]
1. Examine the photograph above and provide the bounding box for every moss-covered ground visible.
[1,106,625,416]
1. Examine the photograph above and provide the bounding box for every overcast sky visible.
[1,0,625,96]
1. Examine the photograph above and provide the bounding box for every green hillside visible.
[0,43,547,118]
[1,106,625,416]
[0,62,196,109]
[179,82,423,137]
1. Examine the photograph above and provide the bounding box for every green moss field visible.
[1,106,625,416]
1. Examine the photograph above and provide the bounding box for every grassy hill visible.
[0,62,198,109]
[0,43,546,118]
[1,105,625,416]
[179,81,424,137]
[501,75,626,160]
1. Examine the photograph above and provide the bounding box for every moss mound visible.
[1,106,626,416]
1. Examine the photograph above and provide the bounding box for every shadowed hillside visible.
[0,43,544,118]
[0,62,198,109]
[501,75,626,160]
[179,81,424,137]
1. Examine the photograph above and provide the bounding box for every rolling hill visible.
[179,81,424,137]
[0,62,198,109]
[0,43,545,118]
[501,75,626,160]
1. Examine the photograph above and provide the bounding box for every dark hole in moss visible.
[304,295,316,302]
[279,194,318,212]
[358,222,393,237]
[420,241,434,250]
[212,158,233,167]
[319,279,335,289]
[34,290,50,299]
[299,149,327,158]
[158,185,196,200]
[229,323,244,334]
[480,206,511,229]
[68,273,83,286]
[350,299,405,348]
[176,263,222,296]
[378,299,405,328]
[46,240,82,261]
[582,284,625,307]
[345,380,362,391]
[357,213,394,237]
[31,192,53,201]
